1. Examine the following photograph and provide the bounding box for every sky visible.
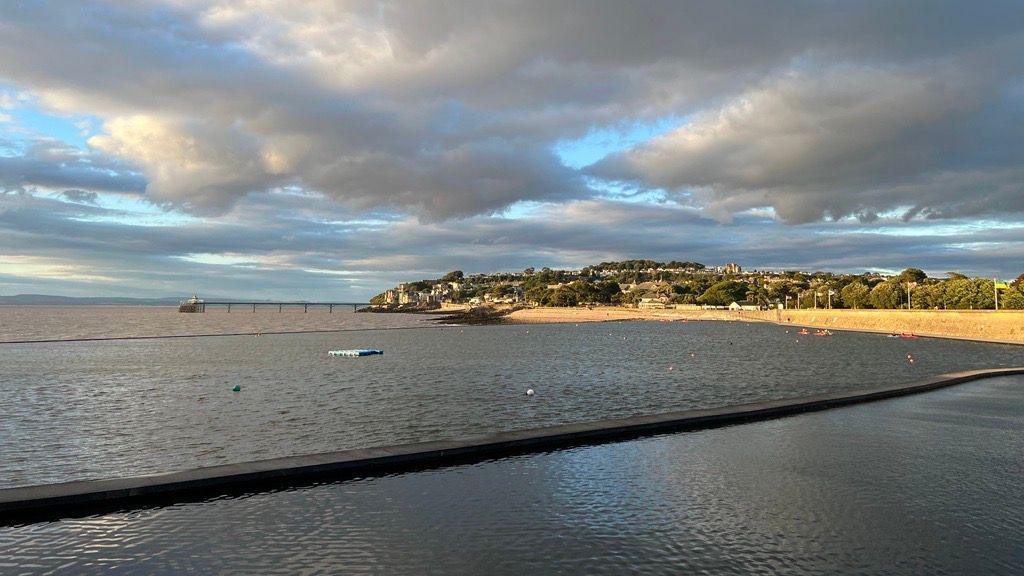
[1,1,1023,300]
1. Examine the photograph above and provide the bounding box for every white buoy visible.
[526,388,535,396]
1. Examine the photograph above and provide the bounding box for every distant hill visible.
[0,294,348,305]
[0,294,191,306]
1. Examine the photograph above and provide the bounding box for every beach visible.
[506,306,1024,345]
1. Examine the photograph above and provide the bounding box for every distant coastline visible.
[0,295,184,306]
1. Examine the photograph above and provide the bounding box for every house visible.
[638,297,668,309]
[728,300,760,311]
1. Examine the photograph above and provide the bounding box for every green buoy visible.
[232,384,241,392]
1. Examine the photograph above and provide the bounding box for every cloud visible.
[0,137,145,195]
[1,1,1023,296]
[2,190,1021,299]
[592,61,1024,223]
[0,1,1017,221]
[59,189,99,204]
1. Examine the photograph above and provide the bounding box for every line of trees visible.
[372,265,1024,311]
[774,269,1024,310]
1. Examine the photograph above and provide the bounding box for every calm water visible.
[3,375,1022,574]
[0,307,1022,488]
[0,306,425,342]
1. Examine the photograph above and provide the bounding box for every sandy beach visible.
[506,306,1024,345]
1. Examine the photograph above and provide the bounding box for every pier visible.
[183,301,366,313]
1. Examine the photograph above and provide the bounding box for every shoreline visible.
[505,306,1024,345]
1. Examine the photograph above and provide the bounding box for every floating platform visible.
[328,349,384,357]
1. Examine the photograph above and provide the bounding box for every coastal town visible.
[370,260,1024,313]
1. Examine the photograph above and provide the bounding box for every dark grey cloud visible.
[0,138,144,195]
[59,190,99,204]
[2,1,1021,221]
[592,59,1024,223]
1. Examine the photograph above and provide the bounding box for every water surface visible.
[3,375,1021,575]
[1,308,1021,487]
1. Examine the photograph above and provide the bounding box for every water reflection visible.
[3,376,1021,574]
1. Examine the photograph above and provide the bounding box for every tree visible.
[939,277,995,309]
[489,283,515,297]
[440,270,464,282]
[614,290,643,307]
[869,281,902,309]
[909,283,937,309]
[840,282,870,309]
[549,288,578,307]
[697,280,749,306]
[898,268,927,284]
[524,285,550,305]
[595,280,621,303]
[971,278,995,309]
[1002,285,1024,310]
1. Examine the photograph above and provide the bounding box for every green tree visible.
[488,283,515,297]
[614,290,643,307]
[941,278,977,309]
[897,268,927,284]
[549,288,578,307]
[909,283,937,309]
[972,278,996,309]
[1002,285,1024,309]
[840,282,870,309]
[697,280,749,306]
[869,281,902,309]
[595,280,621,303]
[440,270,464,282]
[524,285,551,305]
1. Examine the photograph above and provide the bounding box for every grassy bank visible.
[505,306,1024,345]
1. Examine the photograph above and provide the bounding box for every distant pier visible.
[202,301,365,313]
[178,296,366,313]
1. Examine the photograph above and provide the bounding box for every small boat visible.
[328,349,384,357]
[899,333,919,339]
[814,329,832,337]
[798,328,810,335]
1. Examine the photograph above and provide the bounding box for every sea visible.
[1,306,1022,574]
